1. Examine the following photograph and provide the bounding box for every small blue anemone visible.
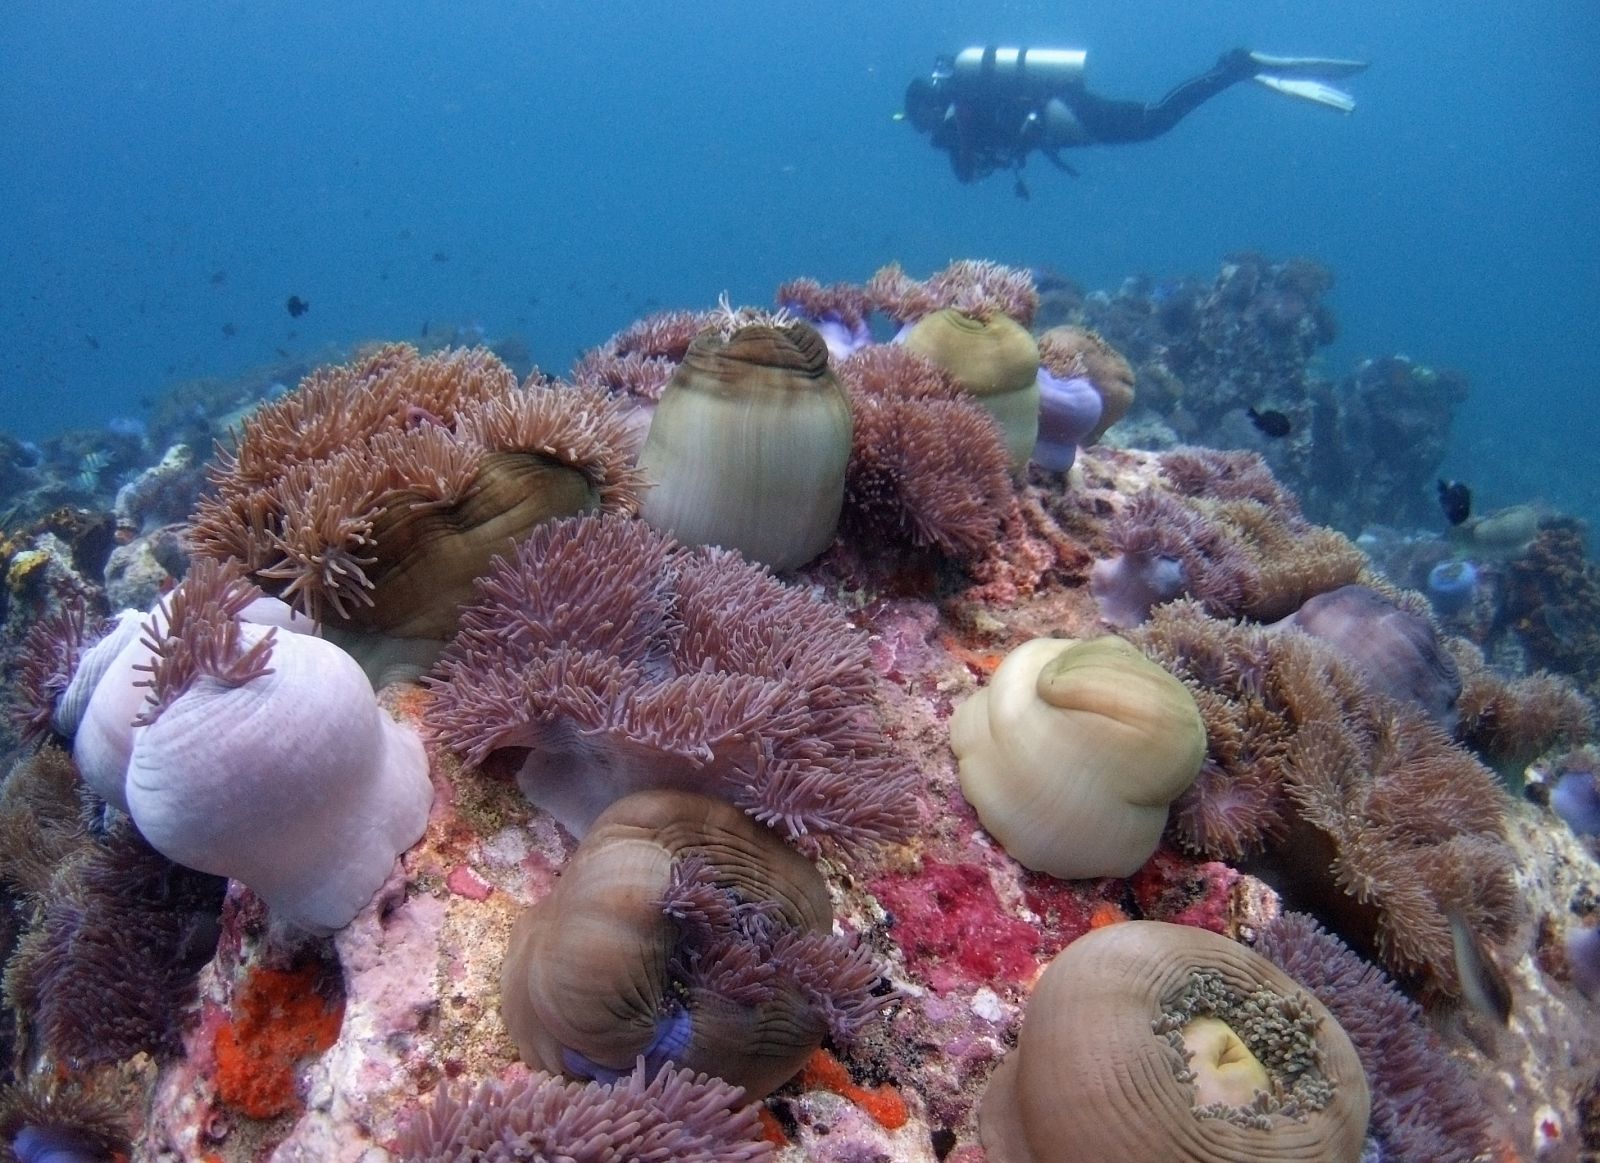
[1425,559,1479,617]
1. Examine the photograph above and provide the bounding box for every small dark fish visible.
[1437,479,1472,526]
[432,251,450,263]
[285,295,310,318]
[221,321,236,337]
[420,320,430,337]
[1013,176,1031,201]
[84,334,100,350]
[210,269,227,286]
[1247,407,1292,438]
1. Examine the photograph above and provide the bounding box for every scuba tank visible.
[949,47,1087,96]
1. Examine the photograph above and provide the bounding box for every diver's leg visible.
[1068,49,1254,144]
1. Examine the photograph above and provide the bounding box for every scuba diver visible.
[902,46,1368,197]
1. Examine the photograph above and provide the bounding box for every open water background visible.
[3,1,1596,530]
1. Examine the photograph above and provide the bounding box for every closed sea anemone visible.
[500,790,891,1099]
[899,308,1040,468]
[949,635,1206,879]
[189,343,643,663]
[835,345,1015,561]
[1271,584,1462,732]
[125,558,432,933]
[1031,368,1102,473]
[1037,325,1135,443]
[395,1059,773,1163]
[636,307,853,570]
[979,920,1370,1163]
[424,514,917,853]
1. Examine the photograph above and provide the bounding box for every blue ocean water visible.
[3,1,1596,531]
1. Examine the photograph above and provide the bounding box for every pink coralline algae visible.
[872,860,1045,993]
[424,513,918,853]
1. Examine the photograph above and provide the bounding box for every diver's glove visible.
[1247,53,1368,113]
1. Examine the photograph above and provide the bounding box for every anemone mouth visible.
[683,319,833,381]
[1155,968,1332,1129]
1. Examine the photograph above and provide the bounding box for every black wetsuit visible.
[911,48,1257,184]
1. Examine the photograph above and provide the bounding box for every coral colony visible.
[0,258,1598,1162]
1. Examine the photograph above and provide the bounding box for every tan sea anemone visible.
[900,308,1040,468]
[949,636,1205,879]
[1038,325,1135,443]
[637,318,853,570]
[980,920,1370,1163]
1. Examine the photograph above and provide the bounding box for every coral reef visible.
[1042,255,1467,532]
[424,514,917,852]
[978,920,1370,1163]
[0,264,1594,1163]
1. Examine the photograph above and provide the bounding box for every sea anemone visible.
[1091,452,1368,627]
[1255,912,1492,1163]
[1135,601,1522,997]
[898,308,1040,468]
[835,345,1015,560]
[978,920,1370,1163]
[3,820,224,1069]
[395,1059,773,1163]
[775,278,874,362]
[1271,584,1462,732]
[1451,642,1594,776]
[424,514,917,854]
[949,635,1206,879]
[1031,368,1102,473]
[124,558,432,933]
[500,790,890,1099]
[0,1078,131,1163]
[636,313,853,570]
[865,260,1039,327]
[1036,325,1135,443]
[189,343,643,655]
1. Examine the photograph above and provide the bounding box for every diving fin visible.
[1253,74,1357,114]
[1247,52,1368,79]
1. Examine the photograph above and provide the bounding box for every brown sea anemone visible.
[500,790,890,1099]
[979,920,1370,1163]
[0,1077,132,1163]
[1037,325,1135,443]
[636,315,853,570]
[423,514,917,853]
[865,259,1039,326]
[395,1059,773,1163]
[1134,601,1522,997]
[835,345,1015,560]
[189,343,643,650]
[1256,912,1492,1163]
[950,635,1205,879]
[1451,640,1594,776]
